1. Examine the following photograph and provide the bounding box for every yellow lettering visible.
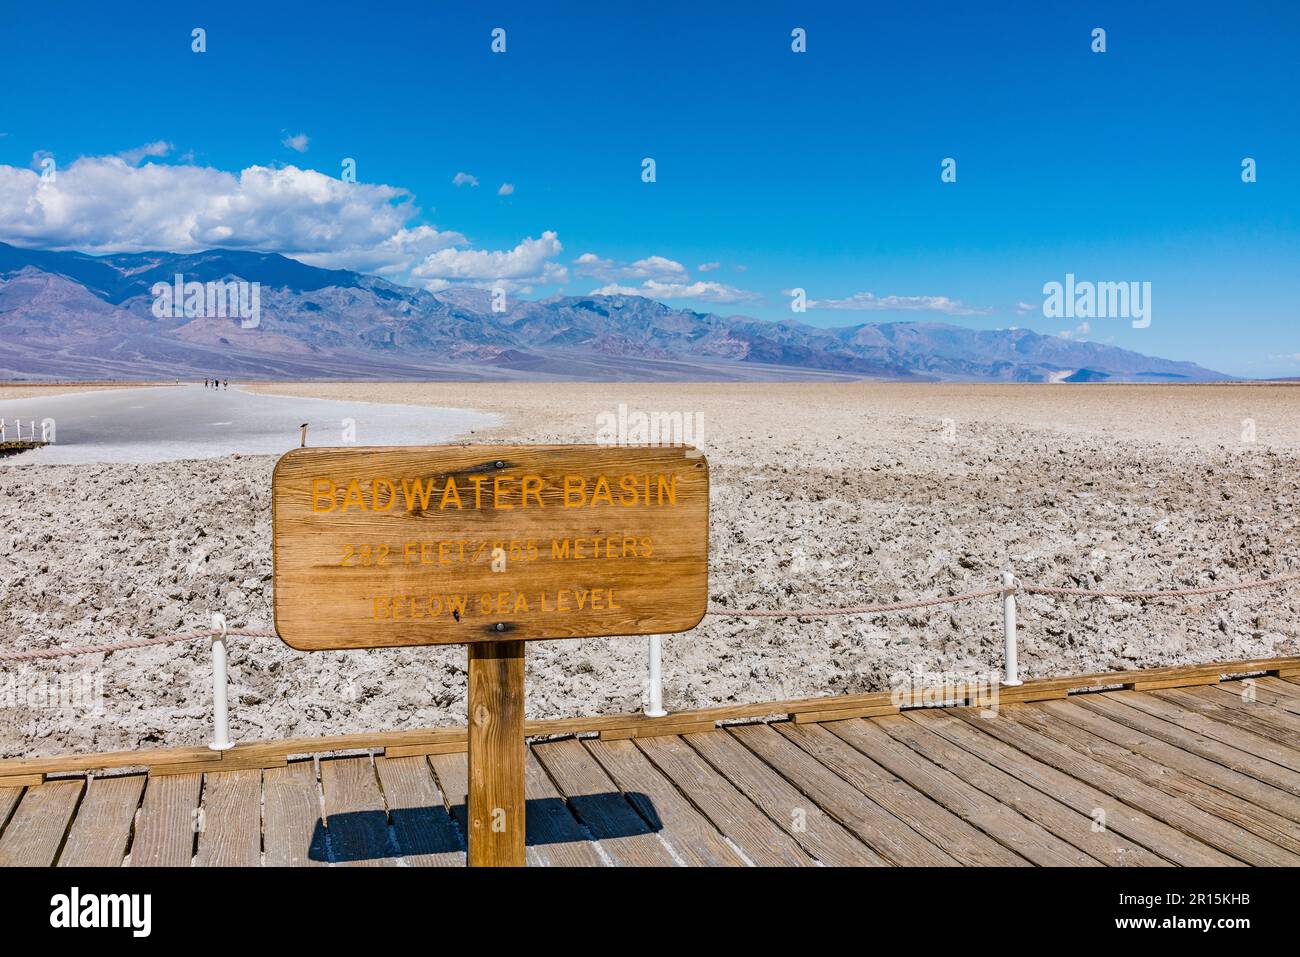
[564,475,586,507]
[341,479,366,511]
[522,475,544,507]
[311,478,337,512]
[401,477,437,512]
[439,477,462,509]
[590,475,614,506]
[493,476,514,509]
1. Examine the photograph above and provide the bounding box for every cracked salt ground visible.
[1,381,1297,758]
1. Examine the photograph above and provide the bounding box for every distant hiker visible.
[223,380,229,390]
[204,378,209,388]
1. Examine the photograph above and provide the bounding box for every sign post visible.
[270,444,709,866]
[467,639,525,865]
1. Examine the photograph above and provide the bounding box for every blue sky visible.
[1,0,1297,376]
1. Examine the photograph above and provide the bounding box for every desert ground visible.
[2,381,1299,759]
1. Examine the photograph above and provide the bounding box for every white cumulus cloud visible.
[118,141,174,165]
[591,279,759,304]
[497,183,514,196]
[281,132,310,153]
[804,291,991,316]
[573,252,689,282]
[412,231,567,292]
[452,172,479,187]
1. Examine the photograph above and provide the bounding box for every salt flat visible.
[0,384,495,464]
[1,381,1297,758]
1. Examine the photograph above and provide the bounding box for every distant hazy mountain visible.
[0,242,1231,382]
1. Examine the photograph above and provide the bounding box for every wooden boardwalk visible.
[3,674,1299,866]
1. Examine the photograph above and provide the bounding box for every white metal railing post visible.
[645,634,667,717]
[1001,569,1022,686]
[208,613,235,750]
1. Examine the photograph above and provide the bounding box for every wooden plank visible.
[873,713,1164,866]
[271,445,710,648]
[1072,692,1300,796]
[130,773,201,866]
[728,722,957,866]
[685,729,886,866]
[531,738,676,866]
[383,741,467,758]
[59,774,145,867]
[467,639,526,867]
[0,746,220,777]
[1041,698,1300,824]
[0,788,23,839]
[374,756,464,867]
[952,707,1289,865]
[775,721,1037,866]
[816,718,1098,866]
[1010,704,1300,854]
[0,780,84,866]
[792,704,899,724]
[520,749,604,867]
[1152,688,1300,762]
[1106,689,1300,774]
[1182,684,1300,737]
[1255,675,1300,704]
[599,720,715,740]
[585,738,746,866]
[320,756,396,866]
[195,770,262,867]
[263,760,326,867]
[428,751,470,835]
[1124,674,1221,692]
[634,734,813,866]
[908,709,1237,866]
[1007,704,1300,861]
[0,774,44,788]
[151,754,286,776]
[1209,679,1300,716]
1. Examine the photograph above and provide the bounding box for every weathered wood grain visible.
[634,733,813,866]
[195,770,262,867]
[872,713,1164,866]
[953,707,1291,865]
[320,756,396,867]
[130,773,201,867]
[684,728,886,866]
[816,718,1096,866]
[586,738,746,866]
[520,749,603,867]
[0,780,84,866]
[263,760,325,867]
[776,721,1036,866]
[728,722,956,866]
[271,445,709,648]
[374,755,464,866]
[59,774,144,867]
[467,640,525,866]
[531,738,676,866]
[907,709,1236,866]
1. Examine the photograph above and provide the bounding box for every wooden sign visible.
[271,445,710,650]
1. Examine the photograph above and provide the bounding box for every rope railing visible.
[2,567,1297,748]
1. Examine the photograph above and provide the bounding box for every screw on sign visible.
[271,445,710,866]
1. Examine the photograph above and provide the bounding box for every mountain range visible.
[0,242,1231,382]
